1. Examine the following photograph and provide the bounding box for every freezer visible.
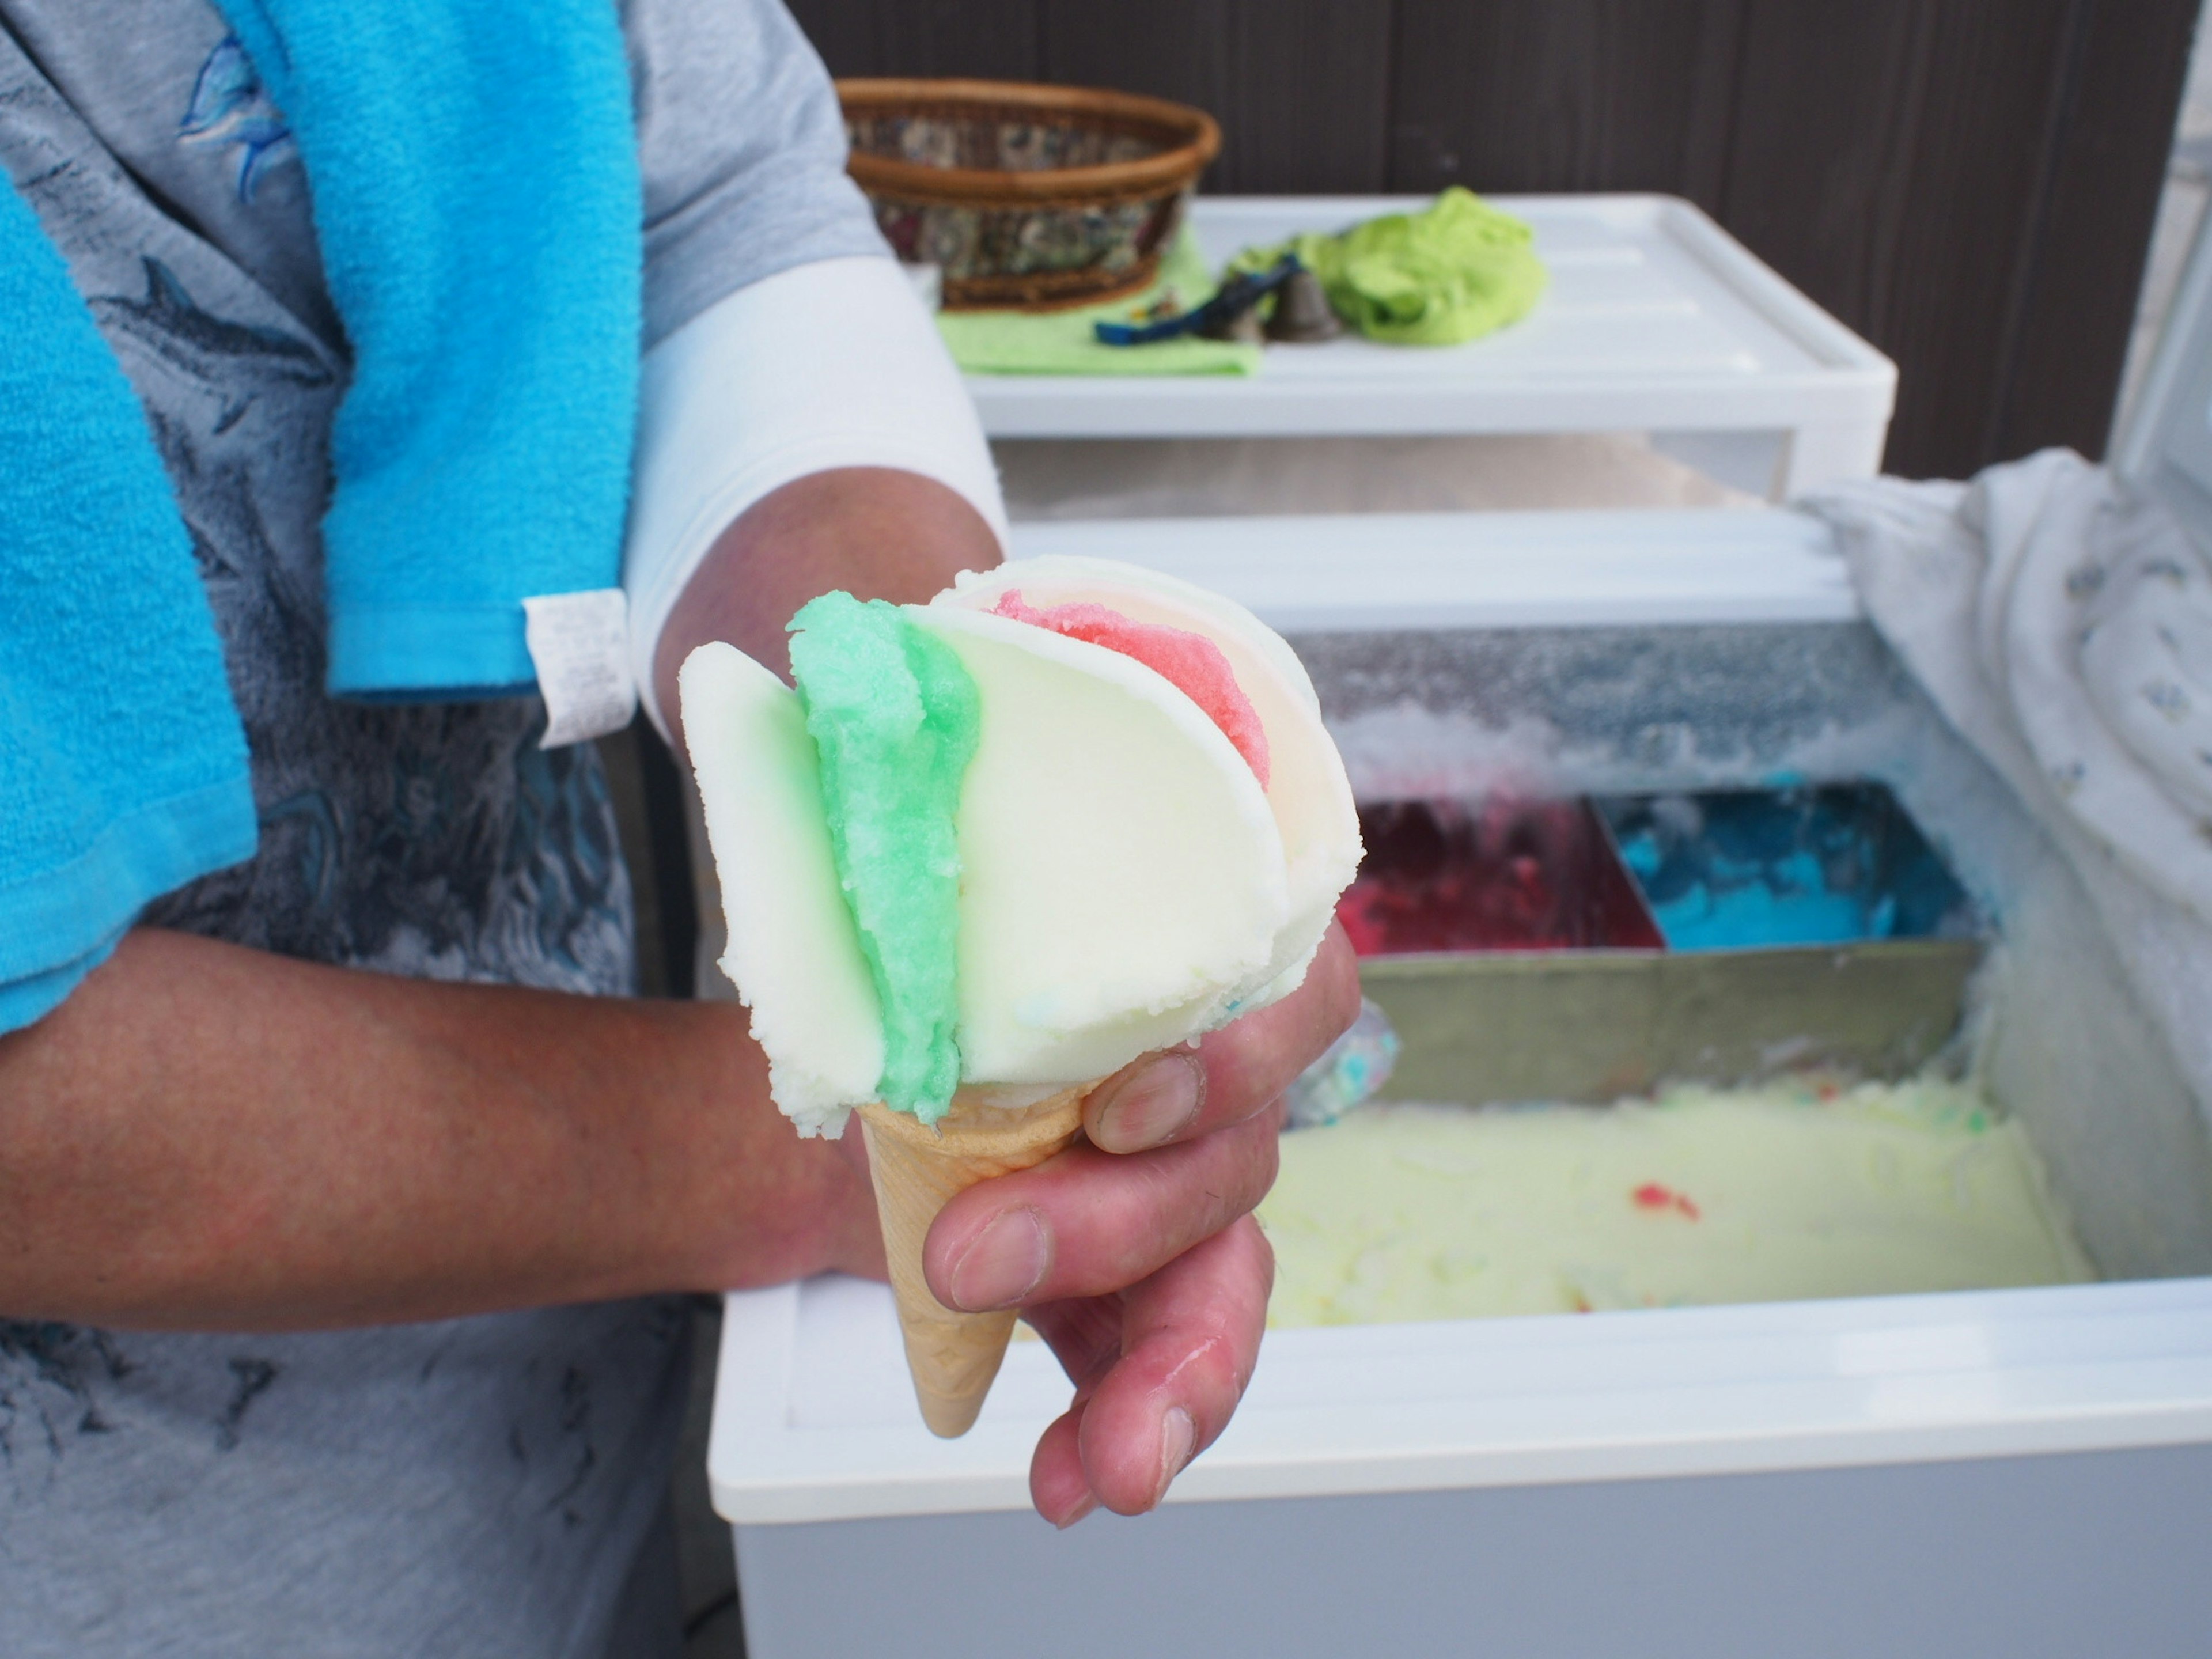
[707,502,2212,1658]
[704,187,2212,1659]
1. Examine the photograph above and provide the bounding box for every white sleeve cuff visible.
[622,253,1007,736]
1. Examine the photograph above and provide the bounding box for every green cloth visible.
[936,228,1260,377]
[1233,187,1546,346]
[787,592,981,1123]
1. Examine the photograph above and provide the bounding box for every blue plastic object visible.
[1093,253,1301,346]
[1597,784,1978,952]
[1283,997,1403,1129]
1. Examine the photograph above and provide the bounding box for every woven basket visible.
[838,78,1221,312]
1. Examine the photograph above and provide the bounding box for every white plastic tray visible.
[967,195,1897,497]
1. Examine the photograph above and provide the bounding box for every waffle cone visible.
[857,1083,1090,1437]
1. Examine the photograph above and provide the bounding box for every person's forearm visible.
[0,469,992,1332]
[652,465,1002,752]
[0,927,876,1330]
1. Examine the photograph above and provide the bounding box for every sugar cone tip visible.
[858,1084,1090,1437]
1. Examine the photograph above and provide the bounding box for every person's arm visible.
[0,925,881,1330]
[0,461,1351,1531]
[0,465,990,1333]
[650,464,998,722]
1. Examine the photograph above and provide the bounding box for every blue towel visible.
[1,2,643,1028]
[219,0,643,696]
[0,180,257,1030]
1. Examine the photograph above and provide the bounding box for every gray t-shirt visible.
[0,3,882,1653]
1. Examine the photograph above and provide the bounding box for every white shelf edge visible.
[710,1277,2212,1527]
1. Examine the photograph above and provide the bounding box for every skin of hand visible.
[934,925,1359,1527]
[658,468,1361,1522]
[0,926,887,1328]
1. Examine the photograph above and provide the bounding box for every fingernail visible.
[1052,1491,1099,1531]
[945,1207,1050,1311]
[1091,1054,1204,1152]
[1152,1407,1196,1508]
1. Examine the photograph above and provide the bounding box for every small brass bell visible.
[1266,268,1342,343]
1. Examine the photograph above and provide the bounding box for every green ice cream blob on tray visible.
[788,592,980,1124]
[1233,187,1546,346]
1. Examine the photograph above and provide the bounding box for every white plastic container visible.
[967,195,1898,498]
[709,190,2212,1659]
[708,505,2212,1656]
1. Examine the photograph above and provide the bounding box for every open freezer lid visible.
[2112,199,2212,546]
[966,195,1896,445]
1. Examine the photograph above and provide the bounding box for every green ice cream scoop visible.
[1232,187,1546,346]
[787,592,981,1123]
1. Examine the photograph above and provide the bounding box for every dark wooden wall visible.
[793,0,2199,480]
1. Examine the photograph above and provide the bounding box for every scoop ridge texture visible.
[945,557,1363,1018]
[910,606,1290,1081]
[990,589,1271,784]
[788,593,979,1123]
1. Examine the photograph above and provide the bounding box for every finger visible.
[1026,1293,1122,1395]
[1024,1301,1118,1527]
[1027,1406,1096,1528]
[924,1104,1280,1312]
[1085,922,1360,1154]
[1031,1215,1273,1519]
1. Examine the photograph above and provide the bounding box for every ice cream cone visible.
[857,1082,1090,1436]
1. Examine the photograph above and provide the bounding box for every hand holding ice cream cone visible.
[681,555,1362,1460]
[857,1083,1087,1436]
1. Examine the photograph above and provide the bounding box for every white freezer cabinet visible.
[709,507,2212,1659]
[967,195,1899,500]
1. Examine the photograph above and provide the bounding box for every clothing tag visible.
[523,589,636,748]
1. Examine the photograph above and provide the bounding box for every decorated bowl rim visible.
[836,77,1221,205]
